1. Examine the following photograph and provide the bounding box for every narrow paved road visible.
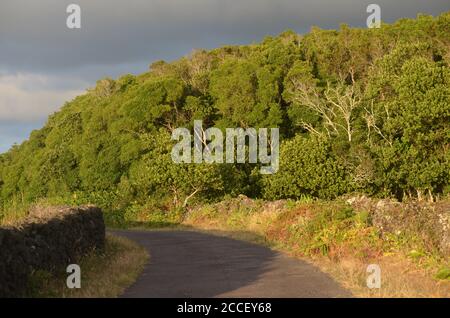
[112,230,351,298]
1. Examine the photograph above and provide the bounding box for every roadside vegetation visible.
[28,234,148,298]
[183,196,450,297]
[1,13,449,220]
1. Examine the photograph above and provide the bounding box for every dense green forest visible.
[1,13,449,223]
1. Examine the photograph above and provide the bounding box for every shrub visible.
[263,136,351,200]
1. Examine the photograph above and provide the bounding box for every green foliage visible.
[209,60,283,128]
[1,13,449,223]
[435,266,450,281]
[366,44,450,199]
[263,135,351,200]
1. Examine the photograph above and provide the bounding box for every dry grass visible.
[28,234,148,298]
[184,199,450,298]
[0,206,28,226]
[315,255,450,298]
[188,226,450,298]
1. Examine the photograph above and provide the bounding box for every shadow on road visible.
[112,229,351,298]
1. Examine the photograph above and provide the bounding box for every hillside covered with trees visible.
[1,13,449,223]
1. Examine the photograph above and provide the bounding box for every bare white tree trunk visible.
[183,188,201,208]
[288,80,361,142]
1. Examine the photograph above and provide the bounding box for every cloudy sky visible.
[1,0,449,153]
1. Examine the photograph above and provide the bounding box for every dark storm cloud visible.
[1,0,449,75]
[0,0,449,153]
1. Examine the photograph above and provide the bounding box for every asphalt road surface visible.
[112,230,351,298]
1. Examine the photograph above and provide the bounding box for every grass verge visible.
[28,234,148,298]
[182,197,450,298]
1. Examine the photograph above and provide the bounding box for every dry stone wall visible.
[0,206,105,297]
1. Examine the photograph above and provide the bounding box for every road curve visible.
[112,230,351,298]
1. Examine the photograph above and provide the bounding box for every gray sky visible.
[1,0,449,152]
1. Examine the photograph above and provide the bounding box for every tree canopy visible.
[1,13,449,220]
